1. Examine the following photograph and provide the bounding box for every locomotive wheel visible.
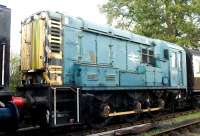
[169,101,176,112]
[125,101,141,122]
[168,95,177,112]
[86,104,112,128]
[38,107,50,129]
[100,104,111,118]
[85,104,112,129]
[84,97,112,128]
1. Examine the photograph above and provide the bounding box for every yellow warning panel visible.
[21,19,46,71]
[31,19,45,70]
[21,22,32,71]
[21,12,63,86]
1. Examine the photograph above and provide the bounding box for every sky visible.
[0,0,107,54]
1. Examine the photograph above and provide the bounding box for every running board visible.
[109,107,161,117]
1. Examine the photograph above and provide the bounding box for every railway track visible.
[66,109,200,136]
[153,119,200,136]
[143,109,200,136]
[0,109,200,136]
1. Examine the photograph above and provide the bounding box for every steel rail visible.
[152,119,200,136]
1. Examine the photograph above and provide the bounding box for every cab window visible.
[171,52,177,68]
[142,49,155,66]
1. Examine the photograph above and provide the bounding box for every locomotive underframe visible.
[17,85,189,128]
[17,86,80,127]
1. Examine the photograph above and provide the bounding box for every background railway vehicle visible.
[17,11,199,129]
[0,5,20,131]
[185,49,200,105]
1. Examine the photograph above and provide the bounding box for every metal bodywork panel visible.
[21,19,45,70]
[0,5,10,40]
[0,5,10,87]
[63,15,187,90]
[74,64,119,87]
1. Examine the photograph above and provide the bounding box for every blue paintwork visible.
[57,13,188,90]
[74,64,119,87]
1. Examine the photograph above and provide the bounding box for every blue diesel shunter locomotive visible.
[18,11,194,128]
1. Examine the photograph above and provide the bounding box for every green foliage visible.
[100,0,200,47]
[9,54,21,91]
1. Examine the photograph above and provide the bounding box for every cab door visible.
[169,50,183,87]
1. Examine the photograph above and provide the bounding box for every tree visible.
[9,54,21,91]
[100,0,200,47]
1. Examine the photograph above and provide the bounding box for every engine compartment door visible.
[21,18,45,71]
[169,50,183,87]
